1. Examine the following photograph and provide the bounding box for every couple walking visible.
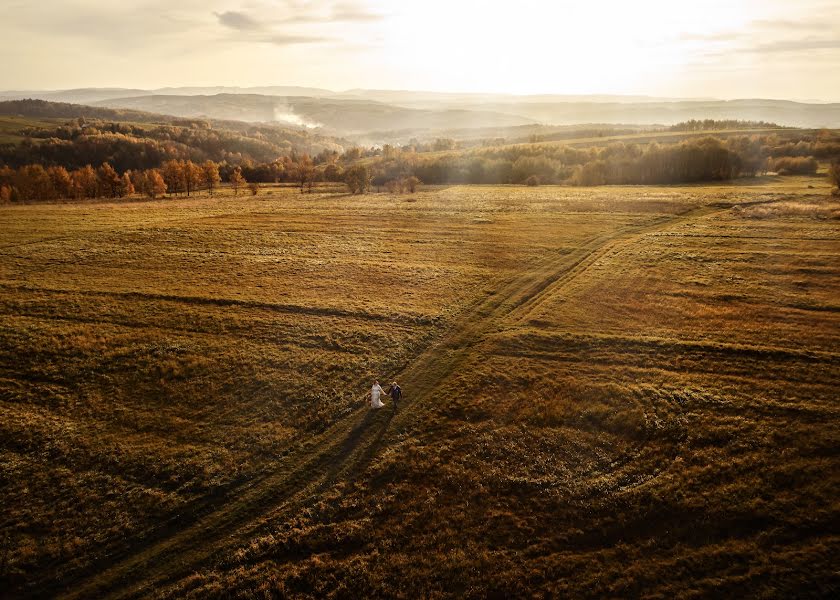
[370,380,401,409]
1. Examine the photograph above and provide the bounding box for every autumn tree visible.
[118,172,135,198]
[323,163,343,182]
[47,166,73,198]
[200,160,221,196]
[344,165,371,194]
[97,162,121,198]
[15,164,55,201]
[161,160,185,196]
[296,154,315,193]
[827,160,840,192]
[182,160,201,197]
[0,166,13,189]
[145,170,167,198]
[129,169,147,196]
[72,165,98,199]
[229,166,245,196]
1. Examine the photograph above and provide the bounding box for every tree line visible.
[3,132,839,202]
[0,159,254,203]
[668,119,786,132]
[348,136,822,187]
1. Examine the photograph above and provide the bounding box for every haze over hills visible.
[0,86,336,106]
[88,94,536,134]
[2,87,840,141]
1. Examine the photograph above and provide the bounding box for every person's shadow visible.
[317,404,396,493]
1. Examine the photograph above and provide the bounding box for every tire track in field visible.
[55,205,725,600]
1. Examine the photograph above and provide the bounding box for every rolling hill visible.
[91,94,536,134]
[3,87,840,135]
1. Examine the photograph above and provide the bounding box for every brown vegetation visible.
[1,176,837,598]
[770,155,819,175]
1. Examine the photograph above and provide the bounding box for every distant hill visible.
[2,87,839,139]
[90,92,840,134]
[0,86,335,105]
[470,99,840,129]
[91,94,536,133]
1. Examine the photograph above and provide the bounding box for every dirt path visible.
[56,204,723,600]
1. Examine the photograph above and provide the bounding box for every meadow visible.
[1,177,838,598]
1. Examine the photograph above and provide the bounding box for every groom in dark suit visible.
[387,381,402,408]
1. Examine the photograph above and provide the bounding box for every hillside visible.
[92,94,536,134]
[4,88,840,135]
[0,99,350,169]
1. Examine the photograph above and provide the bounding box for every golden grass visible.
[1,180,837,597]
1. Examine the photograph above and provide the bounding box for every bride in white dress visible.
[370,380,385,409]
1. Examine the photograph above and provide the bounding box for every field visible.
[1,178,838,598]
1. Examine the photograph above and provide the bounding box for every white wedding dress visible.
[371,384,385,409]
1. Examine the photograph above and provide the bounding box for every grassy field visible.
[1,177,838,598]
[0,116,67,144]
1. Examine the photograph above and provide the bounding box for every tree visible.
[229,166,245,196]
[295,154,315,193]
[144,170,167,198]
[182,160,201,197]
[200,160,221,196]
[405,175,421,193]
[97,162,121,198]
[47,166,73,199]
[72,165,98,199]
[161,160,184,196]
[433,138,456,151]
[829,160,840,193]
[118,172,135,198]
[323,163,343,182]
[129,169,147,196]
[0,166,13,189]
[344,165,371,194]
[15,164,55,201]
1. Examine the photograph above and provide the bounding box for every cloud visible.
[331,2,384,22]
[260,33,328,46]
[215,10,262,31]
[752,18,837,32]
[678,31,741,43]
[211,2,381,45]
[275,1,385,24]
[749,38,840,53]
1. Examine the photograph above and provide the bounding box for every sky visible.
[1,0,839,101]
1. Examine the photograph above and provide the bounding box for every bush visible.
[828,160,840,190]
[771,156,819,176]
[344,165,371,194]
[524,175,539,187]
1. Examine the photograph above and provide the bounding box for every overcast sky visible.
[2,0,839,100]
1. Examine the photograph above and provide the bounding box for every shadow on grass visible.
[318,405,396,492]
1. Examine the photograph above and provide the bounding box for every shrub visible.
[771,156,819,175]
[524,175,539,187]
[344,165,371,194]
[828,160,840,190]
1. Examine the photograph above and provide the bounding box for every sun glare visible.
[378,0,751,94]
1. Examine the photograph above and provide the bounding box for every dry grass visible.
[1,180,838,598]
